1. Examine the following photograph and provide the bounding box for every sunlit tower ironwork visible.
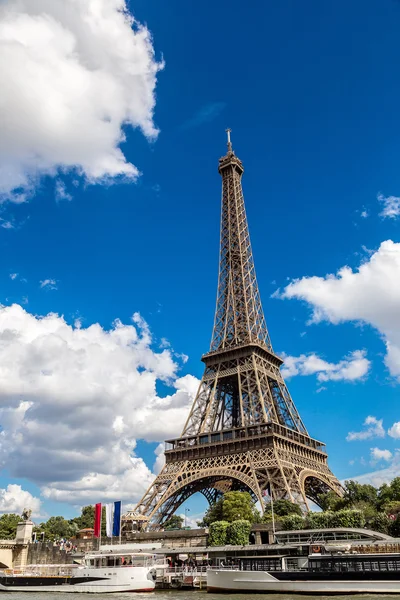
[124,131,342,530]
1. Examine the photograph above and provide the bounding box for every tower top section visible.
[218,128,244,176]
[210,131,271,353]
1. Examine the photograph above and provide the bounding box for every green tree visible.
[382,501,400,517]
[198,498,223,527]
[70,505,107,537]
[70,505,95,530]
[208,521,229,546]
[38,516,77,541]
[222,492,254,523]
[264,499,302,517]
[343,481,378,508]
[379,478,400,507]
[226,519,251,545]
[0,514,21,539]
[318,491,344,512]
[280,514,305,531]
[164,515,183,530]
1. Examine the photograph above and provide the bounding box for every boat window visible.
[107,557,115,567]
[90,559,95,567]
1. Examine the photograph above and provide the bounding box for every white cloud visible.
[360,209,369,219]
[277,240,400,378]
[346,416,385,441]
[0,219,15,229]
[153,443,165,475]
[353,451,400,487]
[9,273,17,280]
[388,422,400,439]
[378,193,400,219]
[370,447,392,463]
[39,279,57,290]
[0,304,199,504]
[0,484,41,517]
[281,350,370,382]
[0,0,162,201]
[55,181,72,202]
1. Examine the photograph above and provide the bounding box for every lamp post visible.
[184,508,190,528]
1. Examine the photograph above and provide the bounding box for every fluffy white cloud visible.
[346,416,385,441]
[388,422,400,439]
[0,0,162,200]
[277,240,400,378]
[0,484,41,517]
[378,193,400,219]
[0,304,199,504]
[370,447,392,462]
[281,350,370,382]
[153,443,165,475]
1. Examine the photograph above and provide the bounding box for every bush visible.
[280,514,305,531]
[208,521,229,546]
[328,509,365,529]
[226,519,251,546]
[367,514,390,535]
[306,511,332,529]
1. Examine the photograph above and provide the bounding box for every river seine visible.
[2,594,398,600]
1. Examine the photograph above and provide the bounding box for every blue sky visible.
[1,0,400,521]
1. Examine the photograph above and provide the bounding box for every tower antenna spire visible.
[226,128,233,153]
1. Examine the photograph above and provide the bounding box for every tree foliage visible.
[164,515,183,530]
[328,509,365,528]
[200,491,258,526]
[368,514,390,535]
[378,478,400,507]
[222,492,255,523]
[38,516,77,541]
[264,499,302,518]
[280,514,305,531]
[208,521,229,546]
[226,519,251,545]
[70,506,95,530]
[0,514,20,540]
[389,515,400,537]
[199,498,224,527]
[306,511,332,529]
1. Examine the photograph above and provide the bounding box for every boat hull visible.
[207,569,400,594]
[0,567,156,593]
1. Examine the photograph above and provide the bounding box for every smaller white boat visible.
[207,552,400,594]
[0,550,161,593]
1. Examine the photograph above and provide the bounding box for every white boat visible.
[0,551,160,593]
[207,553,400,594]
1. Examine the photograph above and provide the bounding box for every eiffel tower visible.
[125,131,342,530]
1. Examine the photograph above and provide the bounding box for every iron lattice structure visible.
[124,131,342,530]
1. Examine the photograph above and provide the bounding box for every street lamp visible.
[184,508,190,528]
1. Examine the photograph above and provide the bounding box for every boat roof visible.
[86,551,156,558]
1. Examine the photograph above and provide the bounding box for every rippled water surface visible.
[4,593,400,600]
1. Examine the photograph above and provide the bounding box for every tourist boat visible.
[207,551,400,594]
[0,551,160,593]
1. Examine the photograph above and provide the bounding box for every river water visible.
[3,594,399,600]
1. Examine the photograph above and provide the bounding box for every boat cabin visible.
[85,552,157,569]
